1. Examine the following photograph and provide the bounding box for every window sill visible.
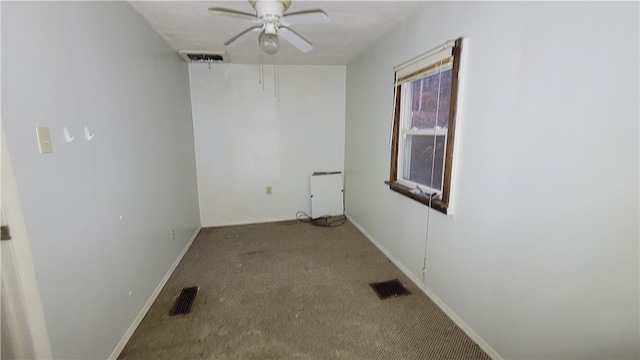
[385,181,448,214]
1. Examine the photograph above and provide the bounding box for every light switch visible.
[35,127,53,154]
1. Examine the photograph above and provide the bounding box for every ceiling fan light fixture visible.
[211,0,328,54]
[259,30,280,55]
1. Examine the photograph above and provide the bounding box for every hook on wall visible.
[84,126,94,141]
[63,127,75,143]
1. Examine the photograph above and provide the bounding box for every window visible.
[388,38,462,214]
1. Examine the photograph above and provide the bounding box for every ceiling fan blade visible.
[225,25,263,47]
[208,7,257,21]
[279,26,313,53]
[281,9,329,25]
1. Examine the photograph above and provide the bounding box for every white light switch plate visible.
[35,127,53,154]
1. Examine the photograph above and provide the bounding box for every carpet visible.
[118,220,490,359]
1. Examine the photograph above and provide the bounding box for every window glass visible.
[409,69,452,129]
[403,135,446,190]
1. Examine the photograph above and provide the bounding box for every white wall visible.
[345,2,639,359]
[1,2,200,359]
[190,64,345,226]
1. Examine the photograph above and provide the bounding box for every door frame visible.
[1,120,53,359]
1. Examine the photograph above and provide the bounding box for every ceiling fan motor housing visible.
[250,0,291,19]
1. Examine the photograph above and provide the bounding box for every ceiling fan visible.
[209,0,329,55]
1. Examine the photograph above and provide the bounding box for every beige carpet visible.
[118,220,490,359]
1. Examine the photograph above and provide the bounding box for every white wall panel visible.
[190,64,345,226]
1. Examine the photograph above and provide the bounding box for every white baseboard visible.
[202,216,297,228]
[108,226,202,360]
[346,214,502,360]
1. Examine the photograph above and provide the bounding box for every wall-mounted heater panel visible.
[310,172,343,218]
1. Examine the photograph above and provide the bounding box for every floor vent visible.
[369,279,410,300]
[170,286,198,315]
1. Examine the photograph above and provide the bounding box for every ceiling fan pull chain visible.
[273,52,278,99]
[277,53,281,104]
[258,45,264,92]
[273,52,280,104]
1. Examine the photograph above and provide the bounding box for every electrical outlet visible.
[171,228,175,241]
[266,186,272,195]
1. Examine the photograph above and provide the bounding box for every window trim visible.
[387,38,463,214]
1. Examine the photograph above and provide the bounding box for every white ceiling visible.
[128,0,422,65]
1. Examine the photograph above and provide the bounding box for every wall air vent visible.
[179,51,228,64]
